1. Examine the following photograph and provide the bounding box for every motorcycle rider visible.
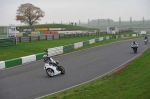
[43,54,57,64]
[43,54,60,69]
[144,36,148,43]
[131,41,138,48]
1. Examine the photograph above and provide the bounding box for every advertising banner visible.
[35,28,48,31]
[43,31,50,34]
[49,28,66,30]
[23,29,32,32]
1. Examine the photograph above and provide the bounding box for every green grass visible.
[42,43,150,99]
[0,35,107,61]
[18,24,98,32]
[0,32,141,61]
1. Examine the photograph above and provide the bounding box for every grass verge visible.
[42,44,150,99]
[0,34,142,61]
[0,35,106,61]
[18,24,97,32]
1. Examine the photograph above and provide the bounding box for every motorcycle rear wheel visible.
[134,49,137,53]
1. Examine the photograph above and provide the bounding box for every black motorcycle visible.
[131,45,138,53]
[144,39,148,44]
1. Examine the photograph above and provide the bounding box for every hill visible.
[17,24,98,32]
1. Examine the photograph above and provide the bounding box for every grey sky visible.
[0,0,150,25]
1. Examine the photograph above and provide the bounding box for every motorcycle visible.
[131,45,138,53]
[44,61,65,77]
[144,39,148,44]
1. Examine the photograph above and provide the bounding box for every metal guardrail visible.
[0,38,15,47]
[15,33,99,43]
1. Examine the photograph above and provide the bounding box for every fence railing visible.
[16,33,100,43]
[0,30,134,46]
[0,38,15,47]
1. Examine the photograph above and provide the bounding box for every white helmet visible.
[43,54,48,59]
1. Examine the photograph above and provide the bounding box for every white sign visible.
[49,28,66,30]
[23,29,32,32]
[141,31,146,34]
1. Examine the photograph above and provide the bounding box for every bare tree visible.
[16,3,45,25]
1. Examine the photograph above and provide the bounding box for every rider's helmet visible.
[133,41,135,44]
[43,54,48,59]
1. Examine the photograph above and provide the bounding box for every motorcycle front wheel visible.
[59,66,65,74]
[46,68,54,77]
[133,48,137,53]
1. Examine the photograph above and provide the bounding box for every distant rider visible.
[144,36,148,42]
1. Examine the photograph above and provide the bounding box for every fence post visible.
[46,35,48,40]
[38,36,40,41]
[29,36,32,42]
[52,35,54,40]
[59,34,60,39]
[14,38,17,45]
[19,37,22,43]
[30,36,32,42]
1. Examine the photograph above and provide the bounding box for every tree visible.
[16,3,45,25]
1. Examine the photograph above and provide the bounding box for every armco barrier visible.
[5,58,22,68]
[48,48,57,56]
[67,44,74,51]
[95,38,99,42]
[126,34,129,37]
[124,34,126,37]
[111,35,116,38]
[106,36,110,40]
[89,39,95,44]
[83,41,89,46]
[63,45,68,53]
[55,46,63,55]
[63,44,75,53]
[21,55,36,64]
[36,52,47,60]
[116,35,119,38]
[47,46,63,56]
[74,42,83,49]
[121,35,124,38]
[132,34,136,37]
[0,34,137,69]
[0,61,5,69]
[99,37,104,41]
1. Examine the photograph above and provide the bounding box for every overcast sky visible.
[0,0,150,26]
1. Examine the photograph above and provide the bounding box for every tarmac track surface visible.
[0,37,149,99]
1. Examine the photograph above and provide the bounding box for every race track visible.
[0,37,149,99]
